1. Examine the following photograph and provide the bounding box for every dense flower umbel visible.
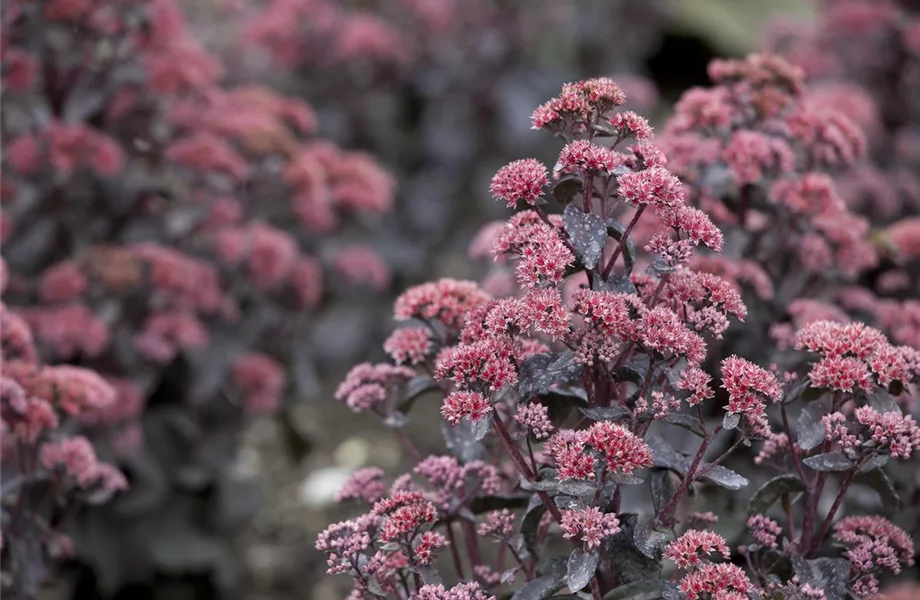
[834,516,915,597]
[664,530,731,569]
[666,531,751,600]
[747,514,783,549]
[720,356,782,434]
[490,159,549,207]
[560,506,620,549]
[795,321,910,391]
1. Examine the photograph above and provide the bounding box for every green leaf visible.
[564,203,608,270]
[566,547,600,592]
[803,452,852,472]
[749,474,807,514]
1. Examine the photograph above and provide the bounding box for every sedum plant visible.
[315,76,919,600]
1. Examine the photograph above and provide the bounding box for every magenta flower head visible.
[490,158,548,207]
[664,529,731,569]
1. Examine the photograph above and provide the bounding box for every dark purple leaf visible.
[797,398,830,451]
[663,413,705,437]
[511,556,567,600]
[566,547,600,592]
[518,351,582,399]
[803,452,852,472]
[564,203,608,270]
[748,474,806,514]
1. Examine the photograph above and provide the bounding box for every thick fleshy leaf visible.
[857,454,889,473]
[566,547,600,592]
[650,469,677,513]
[803,452,852,472]
[646,435,689,475]
[797,398,830,451]
[553,177,582,204]
[511,556,568,600]
[698,465,748,490]
[519,352,582,399]
[664,413,706,437]
[564,203,608,270]
[647,257,678,276]
[441,420,485,463]
[722,412,741,430]
[604,514,659,584]
[749,474,807,514]
[521,496,548,560]
[468,492,531,514]
[602,581,672,600]
[472,413,493,441]
[520,478,596,497]
[598,273,637,294]
[865,388,900,414]
[580,406,632,421]
[401,375,441,413]
[855,468,901,513]
[609,472,645,485]
[792,557,849,600]
[633,515,669,559]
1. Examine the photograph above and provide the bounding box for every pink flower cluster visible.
[335,362,416,412]
[747,514,782,549]
[823,406,920,460]
[795,321,911,391]
[415,582,494,600]
[531,77,626,133]
[232,353,287,413]
[336,467,387,504]
[560,506,620,549]
[720,356,782,434]
[394,279,492,330]
[384,327,433,365]
[545,422,652,479]
[833,516,915,597]
[39,436,127,491]
[489,159,549,207]
[665,530,751,600]
[513,402,554,439]
[664,529,731,569]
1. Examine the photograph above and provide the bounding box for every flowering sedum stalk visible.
[317,73,920,600]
